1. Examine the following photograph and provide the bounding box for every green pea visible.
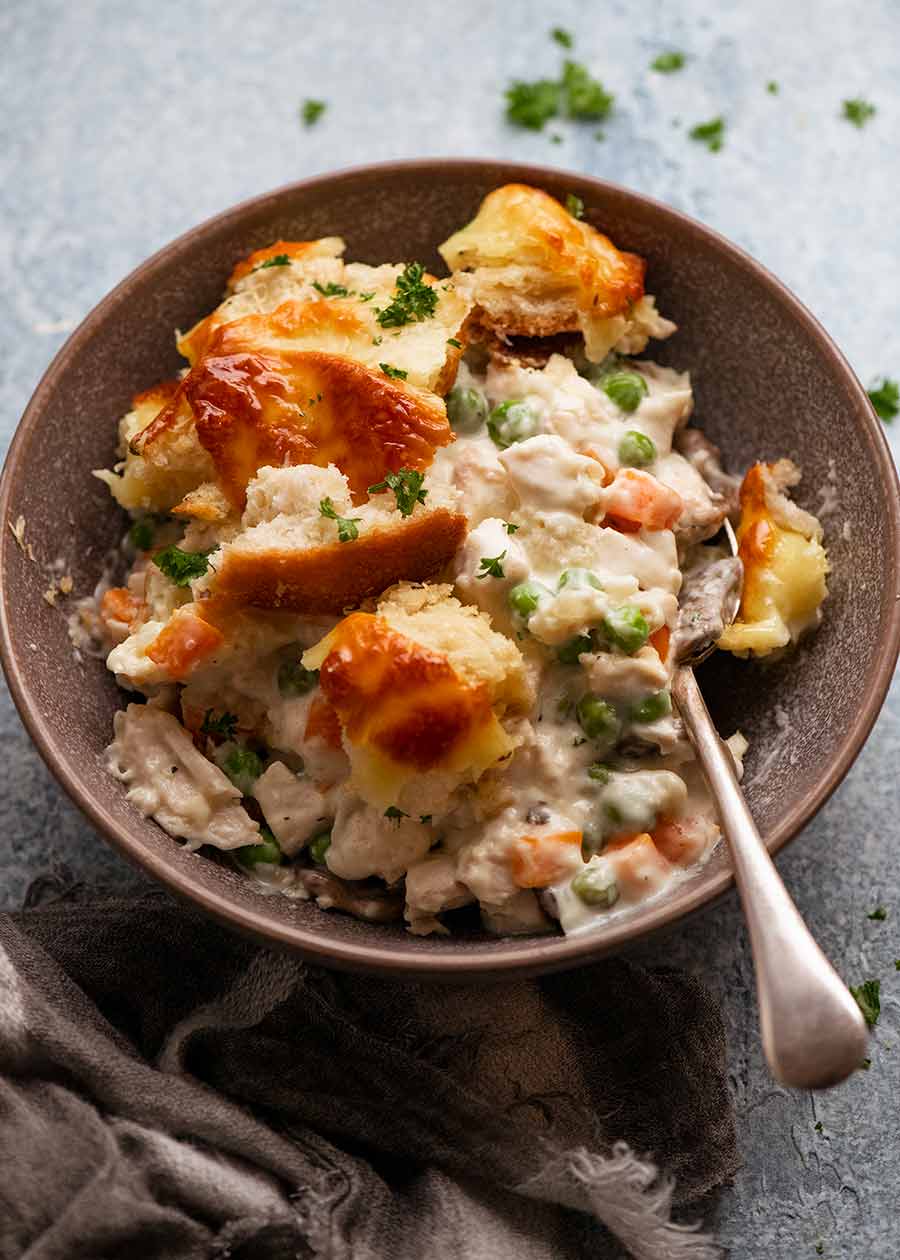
[308,829,332,865]
[602,605,649,655]
[235,827,282,869]
[487,399,541,449]
[599,370,648,413]
[558,568,603,591]
[129,518,155,550]
[618,430,657,467]
[222,744,265,794]
[572,865,620,908]
[508,580,548,619]
[587,762,611,783]
[557,634,594,664]
[576,694,620,744]
[630,690,672,724]
[277,653,319,697]
[446,385,489,433]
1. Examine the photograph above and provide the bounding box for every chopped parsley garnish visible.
[384,805,407,821]
[867,906,887,921]
[565,192,585,220]
[312,280,350,297]
[860,1059,871,1071]
[420,814,432,824]
[767,80,779,94]
[257,254,290,270]
[689,116,726,152]
[651,51,685,73]
[358,290,375,301]
[153,545,212,586]
[842,98,876,128]
[367,468,427,516]
[129,518,155,550]
[200,710,238,740]
[549,133,563,144]
[551,26,573,48]
[561,59,613,120]
[447,337,462,349]
[301,98,326,127]
[503,521,519,534]
[376,261,438,327]
[895,959,900,970]
[868,378,898,422]
[813,1121,823,1134]
[476,551,506,580]
[849,978,881,1027]
[379,362,408,380]
[318,497,361,543]
[505,78,561,130]
[372,335,383,346]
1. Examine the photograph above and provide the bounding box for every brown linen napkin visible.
[0,886,737,1260]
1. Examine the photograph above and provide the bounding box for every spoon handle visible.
[672,665,868,1089]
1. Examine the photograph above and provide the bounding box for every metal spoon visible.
[671,522,868,1089]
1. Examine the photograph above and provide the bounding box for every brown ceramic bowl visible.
[2,160,899,978]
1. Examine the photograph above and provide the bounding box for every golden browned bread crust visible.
[214,507,467,614]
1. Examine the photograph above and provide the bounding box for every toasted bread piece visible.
[211,464,467,614]
[439,184,674,362]
[170,481,234,522]
[718,460,828,658]
[92,381,216,513]
[178,245,470,393]
[302,583,529,809]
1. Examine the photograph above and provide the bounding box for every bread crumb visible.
[8,514,35,560]
[59,574,74,594]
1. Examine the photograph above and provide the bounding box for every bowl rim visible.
[3,157,900,977]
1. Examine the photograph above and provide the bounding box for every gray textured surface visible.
[1,2,898,1256]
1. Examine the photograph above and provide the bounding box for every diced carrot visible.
[305,695,344,749]
[604,832,672,899]
[649,624,670,662]
[146,611,224,680]
[653,816,708,868]
[510,831,583,888]
[99,587,142,630]
[603,469,683,531]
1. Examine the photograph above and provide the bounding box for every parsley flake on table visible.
[565,192,585,219]
[447,337,462,348]
[813,1120,823,1134]
[379,362,408,380]
[503,521,519,534]
[867,378,898,422]
[561,59,613,120]
[551,26,573,49]
[200,710,238,740]
[253,254,291,272]
[376,262,438,327]
[689,116,726,152]
[301,98,326,127]
[367,468,427,516]
[651,51,685,73]
[767,80,779,94]
[476,551,506,580]
[318,498,361,543]
[849,978,881,1027]
[867,906,887,921]
[312,280,350,297]
[505,78,561,130]
[842,98,876,127]
[384,805,407,821]
[153,545,212,586]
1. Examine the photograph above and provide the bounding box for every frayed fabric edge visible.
[516,1143,724,1260]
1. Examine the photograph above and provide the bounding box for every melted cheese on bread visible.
[438,184,673,361]
[302,583,530,810]
[718,460,828,657]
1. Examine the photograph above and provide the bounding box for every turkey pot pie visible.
[82,184,828,937]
